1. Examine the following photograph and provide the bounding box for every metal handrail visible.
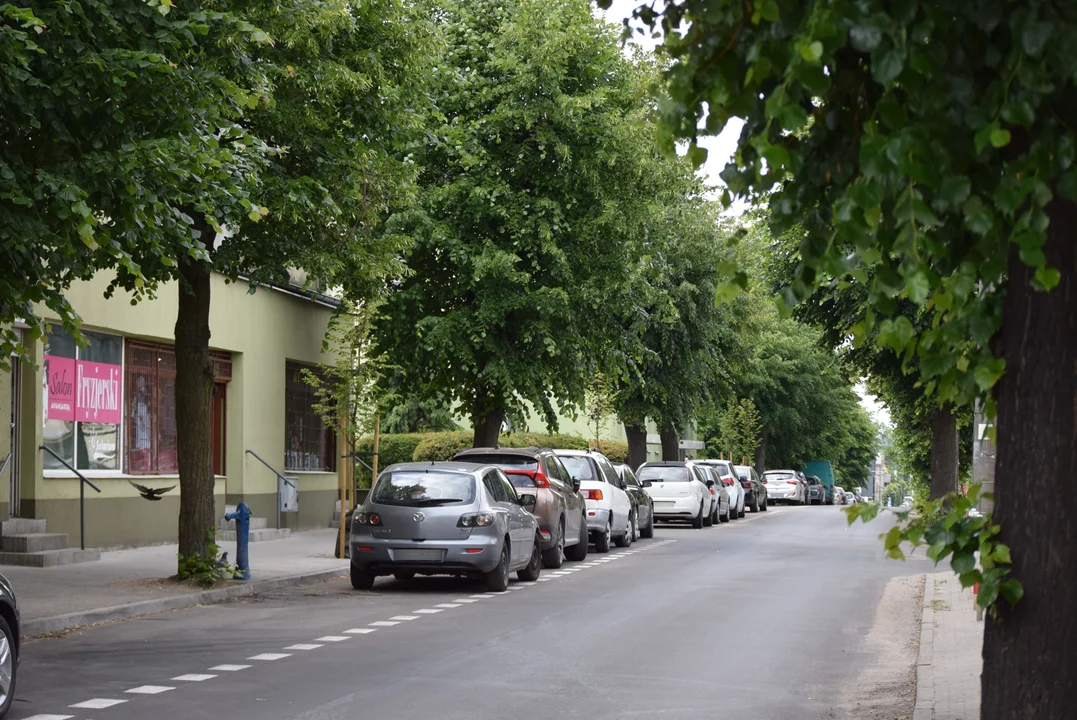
[0,452,10,485]
[244,450,295,529]
[39,445,101,550]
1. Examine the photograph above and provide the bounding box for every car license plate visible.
[655,501,675,508]
[392,548,443,562]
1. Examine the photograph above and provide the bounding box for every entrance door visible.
[7,361,21,518]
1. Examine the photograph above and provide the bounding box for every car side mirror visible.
[641,479,652,488]
[518,493,537,508]
[571,477,581,492]
[705,479,715,488]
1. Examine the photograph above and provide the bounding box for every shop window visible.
[43,326,123,471]
[285,362,336,472]
[125,342,231,475]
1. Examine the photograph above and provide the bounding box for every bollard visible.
[225,502,252,581]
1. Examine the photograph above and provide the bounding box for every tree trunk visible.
[755,434,767,475]
[929,403,959,500]
[472,407,503,447]
[981,195,1077,720]
[174,249,216,570]
[660,424,679,461]
[625,423,647,471]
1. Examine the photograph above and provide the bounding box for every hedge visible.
[359,431,629,473]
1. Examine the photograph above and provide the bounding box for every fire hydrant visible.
[225,502,252,581]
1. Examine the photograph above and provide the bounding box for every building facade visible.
[1,272,341,550]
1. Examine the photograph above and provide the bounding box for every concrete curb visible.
[913,574,935,720]
[23,565,349,637]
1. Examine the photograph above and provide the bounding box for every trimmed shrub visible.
[411,431,474,462]
[354,432,427,487]
[499,432,589,451]
[594,440,628,464]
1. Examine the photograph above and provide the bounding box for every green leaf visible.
[905,270,930,305]
[937,176,971,207]
[963,196,995,235]
[687,143,708,167]
[1034,267,1061,290]
[850,24,883,52]
[992,544,1011,564]
[990,128,1012,148]
[762,144,791,172]
[873,47,904,84]
[1058,171,1077,202]
[779,103,809,132]
[1021,20,1053,57]
[798,41,824,62]
[951,551,976,574]
[976,582,999,608]
[878,316,916,351]
[999,579,1024,606]
[864,205,882,229]
[758,0,780,22]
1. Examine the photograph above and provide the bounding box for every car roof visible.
[382,461,491,474]
[553,448,609,459]
[454,446,547,458]
[639,461,687,467]
[763,469,798,473]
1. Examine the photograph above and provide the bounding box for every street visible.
[11,506,929,720]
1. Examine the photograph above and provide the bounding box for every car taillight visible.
[458,512,495,527]
[724,478,734,487]
[787,480,798,485]
[532,473,551,488]
[762,479,768,484]
[355,512,382,526]
[709,487,716,495]
[583,489,604,501]
[740,481,751,489]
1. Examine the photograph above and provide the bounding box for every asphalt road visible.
[10,504,929,720]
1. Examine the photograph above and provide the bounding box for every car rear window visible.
[638,466,689,482]
[371,471,476,507]
[457,453,538,469]
[559,456,597,481]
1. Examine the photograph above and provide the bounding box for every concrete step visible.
[1,518,46,536]
[1,533,69,553]
[217,528,291,543]
[0,548,101,567]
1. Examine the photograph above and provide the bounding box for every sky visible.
[598,2,892,429]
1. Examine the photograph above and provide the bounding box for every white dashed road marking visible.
[414,608,443,614]
[24,715,74,720]
[434,603,461,608]
[452,598,480,603]
[172,674,216,682]
[126,686,174,695]
[390,615,420,620]
[315,636,351,642]
[369,620,400,627]
[70,699,127,709]
[248,653,291,661]
[344,628,377,634]
[285,644,323,651]
[210,664,251,672]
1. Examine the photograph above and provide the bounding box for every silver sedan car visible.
[350,462,543,592]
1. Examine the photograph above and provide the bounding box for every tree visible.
[373,0,654,447]
[617,1,1076,715]
[5,0,428,571]
[703,397,762,464]
[584,372,614,450]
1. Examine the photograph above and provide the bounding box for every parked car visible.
[834,486,847,505]
[696,459,744,519]
[702,466,732,522]
[555,449,632,552]
[453,447,588,567]
[761,469,808,504]
[613,463,656,539]
[349,462,543,591]
[636,461,713,528]
[0,573,18,720]
[734,464,768,512]
[805,475,825,505]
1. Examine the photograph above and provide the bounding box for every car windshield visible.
[559,456,596,481]
[458,453,538,470]
[764,471,794,480]
[638,466,689,482]
[371,471,476,507]
[807,477,819,485]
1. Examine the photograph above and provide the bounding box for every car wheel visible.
[564,513,589,561]
[0,614,15,719]
[631,512,639,543]
[518,534,543,581]
[594,518,612,553]
[485,540,511,592]
[615,512,632,547]
[393,572,415,581]
[639,510,655,539]
[703,505,713,527]
[542,518,565,569]
[761,496,768,512]
[750,495,760,513]
[692,502,704,529]
[350,564,375,590]
[738,504,746,518]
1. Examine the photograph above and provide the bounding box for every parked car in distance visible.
[834,486,847,505]
[734,464,768,512]
[761,469,808,504]
[613,463,656,539]
[555,449,632,552]
[805,475,825,505]
[637,461,713,528]
[701,466,731,523]
[696,459,744,519]
[453,447,588,567]
[350,462,543,592]
[0,572,18,720]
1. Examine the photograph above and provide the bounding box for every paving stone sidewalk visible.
[915,572,984,720]
[2,528,348,635]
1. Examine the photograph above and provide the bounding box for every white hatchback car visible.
[636,461,713,529]
[555,449,632,553]
[762,469,807,504]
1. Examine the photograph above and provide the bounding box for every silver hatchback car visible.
[350,462,543,592]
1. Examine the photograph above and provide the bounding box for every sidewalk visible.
[914,572,984,720]
[4,529,348,636]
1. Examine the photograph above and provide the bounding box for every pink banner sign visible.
[75,360,122,425]
[43,355,76,422]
